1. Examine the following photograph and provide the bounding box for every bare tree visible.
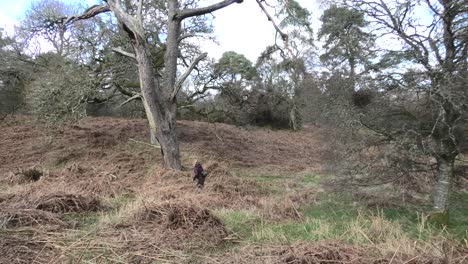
[19,0,80,57]
[341,0,467,221]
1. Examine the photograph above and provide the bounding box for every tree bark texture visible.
[133,39,181,170]
[433,156,454,212]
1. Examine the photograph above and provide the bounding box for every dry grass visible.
[178,120,326,171]
[3,178,110,213]
[0,116,466,263]
[344,212,459,259]
[0,230,59,264]
[213,214,468,263]
[139,161,268,211]
[274,242,373,263]
[0,208,66,228]
[4,167,43,185]
[86,198,235,263]
[35,193,107,213]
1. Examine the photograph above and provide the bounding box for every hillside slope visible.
[0,116,325,176]
[0,116,466,264]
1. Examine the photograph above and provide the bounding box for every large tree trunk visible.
[133,40,182,170]
[429,155,455,226]
[433,156,454,212]
[155,107,181,169]
[150,0,182,170]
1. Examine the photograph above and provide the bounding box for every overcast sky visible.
[0,0,322,62]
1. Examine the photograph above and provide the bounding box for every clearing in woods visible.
[0,115,467,263]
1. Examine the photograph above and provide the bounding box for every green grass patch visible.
[448,191,468,239]
[251,174,286,183]
[232,169,293,194]
[215,209,262,240]
[217,190,467,247]
[300,174,323,186]
[217,200,365,244]
[63,212,102,230]
[253,219,339,243]
[234,169,287,182]
[220,168,468,244]
[108,192,136,209]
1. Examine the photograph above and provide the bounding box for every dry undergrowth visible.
[0,116,466,263]
[197,240,468,264]
[4,167,43,185]
[139,161,267,210]
[0,231,59,264]
[271,242,467,264]
[0,208,66,228]
[35,193,106,213]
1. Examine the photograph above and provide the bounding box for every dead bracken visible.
[6,167,43,185]
[35,193,107,213]
[0,232,58,264]
[136,202,226,230]
[0,208,66,228]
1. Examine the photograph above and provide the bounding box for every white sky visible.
[0,0,321,62]
[200,0,320,61]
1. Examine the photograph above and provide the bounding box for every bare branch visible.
[114,82,139,97]
[177,0,243,21]
[65,4,110,24]
[178,33,196,43]
[119,93,142,107]
[137,0,143,23]
[188,85,218,100]
[172,52,208,101]
[112,47,137,60]
[255,0,288,42]
[424,0,442,18]
[361,1,433,72]
[178,104,195,110]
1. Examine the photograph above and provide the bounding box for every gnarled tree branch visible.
[255,0,288,41]
[172,52,208,101]
[119,93,142,107]
[65,4,110,24]
[176,0,243,20]
[114,82,139,97]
